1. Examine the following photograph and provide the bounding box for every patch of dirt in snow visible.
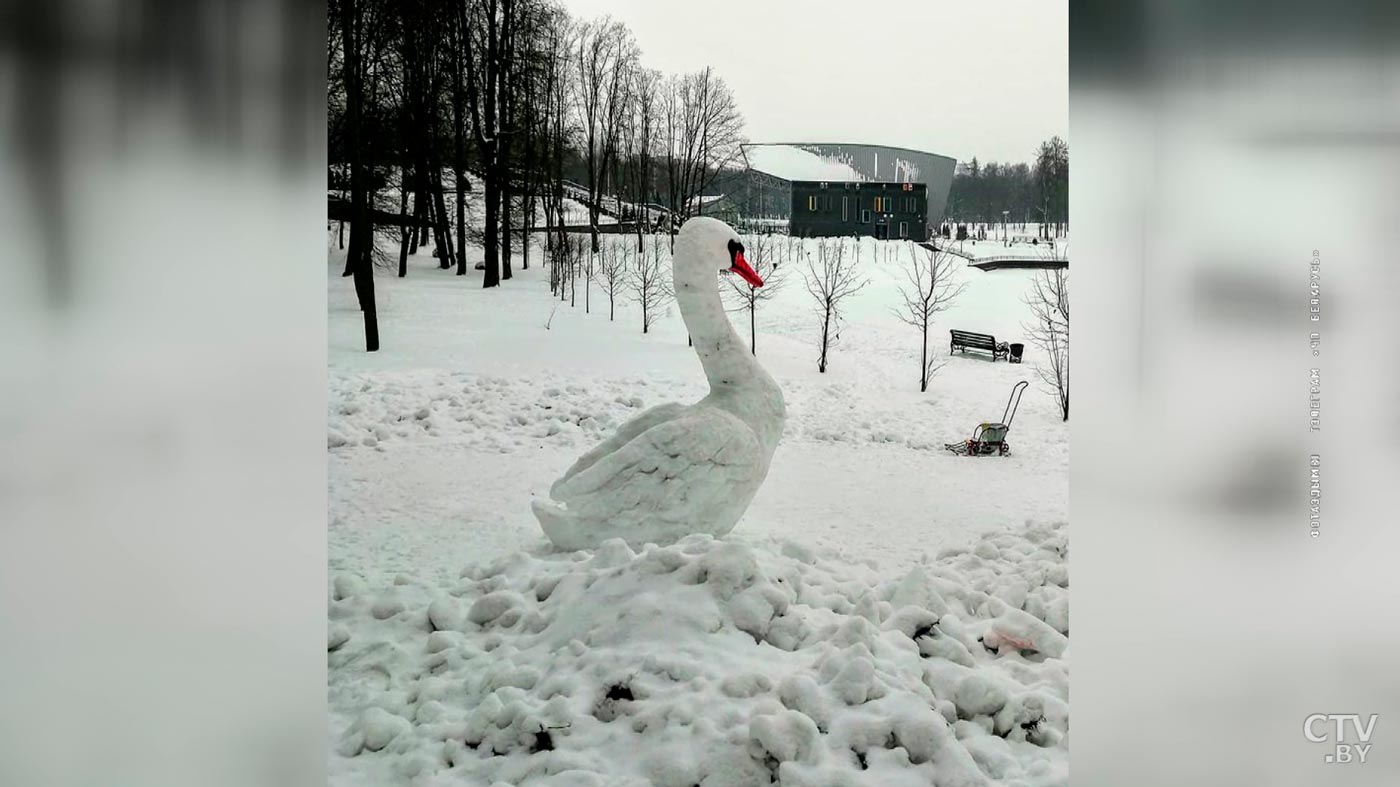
[328,522,1068,786]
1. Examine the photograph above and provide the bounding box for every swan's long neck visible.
[675,265,764,393]
[671,227,785,453]
[672,239,770,396]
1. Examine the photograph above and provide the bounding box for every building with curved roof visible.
[738,143,957,238]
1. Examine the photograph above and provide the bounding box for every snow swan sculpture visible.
[533,218,786,550]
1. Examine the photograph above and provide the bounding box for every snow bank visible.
[328,522,1068,786]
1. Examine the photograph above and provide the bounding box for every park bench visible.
[950,329,1008,361]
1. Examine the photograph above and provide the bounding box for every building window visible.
[842,196,848,222]
[808,195,817,212]
[860,209,871,224]
[899,221,908,238]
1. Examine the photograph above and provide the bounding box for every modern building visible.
[737,142,957,239]
[789,180,928,239]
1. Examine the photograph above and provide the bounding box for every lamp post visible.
[1002,210,1010,247]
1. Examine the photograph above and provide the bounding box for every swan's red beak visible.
[730,252,764,287]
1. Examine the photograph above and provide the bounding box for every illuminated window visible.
[808,196,817,211]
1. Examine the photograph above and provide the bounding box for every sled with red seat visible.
[945,380,1028,457]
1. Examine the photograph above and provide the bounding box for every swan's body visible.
[533,218,785,550]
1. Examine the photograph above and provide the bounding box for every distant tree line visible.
[944,136,1068,238]
[329,0,745,351]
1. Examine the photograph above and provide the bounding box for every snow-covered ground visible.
[936,228,1068,262]
[328,229,1068,785]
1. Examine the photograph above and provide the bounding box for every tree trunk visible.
[819,308,831,373]
[341,191,353,277]
[483,176,500,286]
[522,195,534,271]
[453,172,467,275]
[919,321,928,392]
[416,164,429,248]
[340,0,377,352]
[431,165,454,270]
[749,304,756,355]
[452,50,468,276]
[502,188,514,280]
[397,162,410,277]
[453,172,466,275]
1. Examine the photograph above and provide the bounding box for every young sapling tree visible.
[801,237,868,373]
[893,243,966,391]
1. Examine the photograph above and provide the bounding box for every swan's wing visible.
[549,408,762,521]
[553,402,687,492]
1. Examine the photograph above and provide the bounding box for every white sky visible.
[558,0,1067,165]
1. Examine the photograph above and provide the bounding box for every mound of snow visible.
[329,522,1068,786]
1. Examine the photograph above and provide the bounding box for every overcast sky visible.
[559,0,1067,164]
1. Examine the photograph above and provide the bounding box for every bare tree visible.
[594,234,627,320]
[893,243,966,391]
[551,230,581,304]
[662,67,744,247]
[801,238,867,373]
[574,18,636,253]
[538,7,575,264]
[565,232,584,306]
[548,226,567,295]
[1034,136,1069,239]
[461,0,527,286]
[1023,268,1069,420]
[623,67,661,252]
[629,232,674,334]
[722,233,784,355]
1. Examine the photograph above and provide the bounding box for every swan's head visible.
[676,217,764,288]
